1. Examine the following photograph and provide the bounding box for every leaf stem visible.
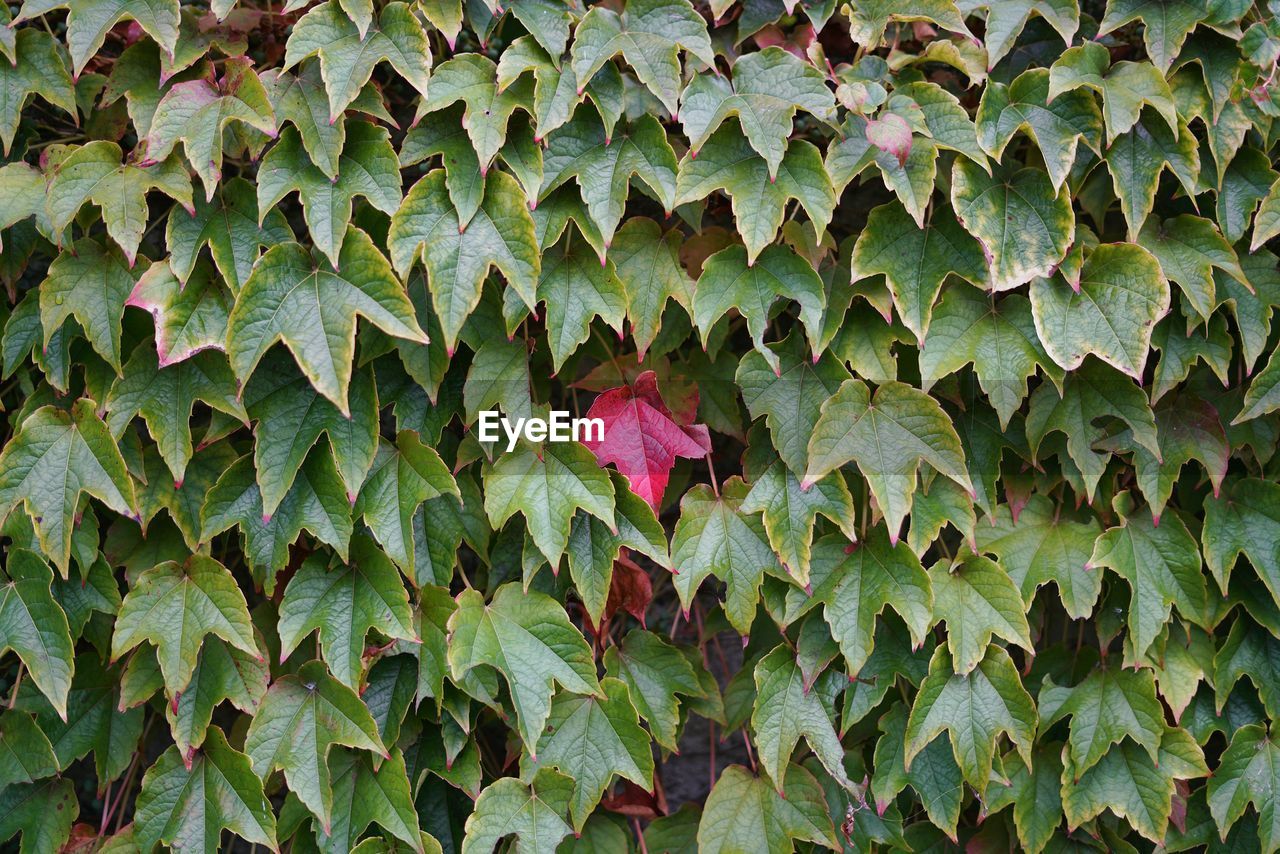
[7,663,22,709]
[633,818,649,853]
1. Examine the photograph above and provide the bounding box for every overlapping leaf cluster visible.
[1,0,1279,850]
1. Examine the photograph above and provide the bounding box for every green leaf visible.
[402,586,455,704]
[0,163,46,248]
[0,776,78,854]
[904,645,1037,793]
[3,290,72,394]
[46,141,192,266]
[1138,214,1246,323]
[285,1,431,120]
[693,245,826,376]
[569,0,715,115]
[536,233,627,372]
[15,0,178,75]
[1087,504,1209,658]
[278,536,416,689]
[1104,113,1199,240]
[257,121,401,267]
[676,127,834,263]
[126,259,233,368]
[1132,396,1229,518]
[144,57,276,201]
[496,36,621,141]
[679,47,835,179]
[826,116,940,227]
[462,768,574,854]
[851,201,986,344]
[448,584,601,755]
[1238,348,1280,423]
[23,652,143,785]
[110,554,259,696]
[462,335,534,426]
[262,62,390,180]
[0,400,136,574]
[981,0,1079,69]
[672,477,783,635]
[1252,177,1280,252]
[228,227,426,414]
[52,553,120,639]
[920,287,1059,429]
[752,644,852,791]
[1214,616,1280,720]
[420,54,529,171]
[39,239,143,374]
[976,69,1103,192]
[1048,42,1178,144]
[1029,242,1170,379]
[0,29,75,155]
[843,0,973,47]
[603,629,704,752]
[104,347,246,483]
[389,170,539,351]
[889,80,988,170]
[1220,245,1280,372]
[929,553,1032,675]
[0,550,74,720]
[1204,478,1280,602]
[974,495,1102,619]
[804,379,972,543]
[696,764,838,852]
[313,747,426,853]
[201,451,353,594]
[244,659,387,831]
[541,113,678,250]
[565,471,671,624]
[243,354,378,518]
[520,677,654,829]
[1097,0,1207,70]
[737,332,850,476]
[135,725,278,853]
[1207,724,1280,852]
[1025,359,1159,499]
[1061,726,1208,843]
[1039,666,1164,778]
[742,459,857,586]
[141,635,269,761]
[164,176,293,295]
[610,217,695,360]
[1151,314,1233,402]
[950,159,1075,292]
[794,531,933,676]
[354,432,459,576]
[0,709,57,793]
[482,441,615,566]
[871,703,963,839]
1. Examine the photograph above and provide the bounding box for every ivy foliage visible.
[1,0,1279,850]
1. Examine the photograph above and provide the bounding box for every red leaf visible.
[601,779,666,820]
[573,353,699,423]
[865,113,912,168]
[584,371,711,510]
[608,552,653,625]
[583,550,654,637]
